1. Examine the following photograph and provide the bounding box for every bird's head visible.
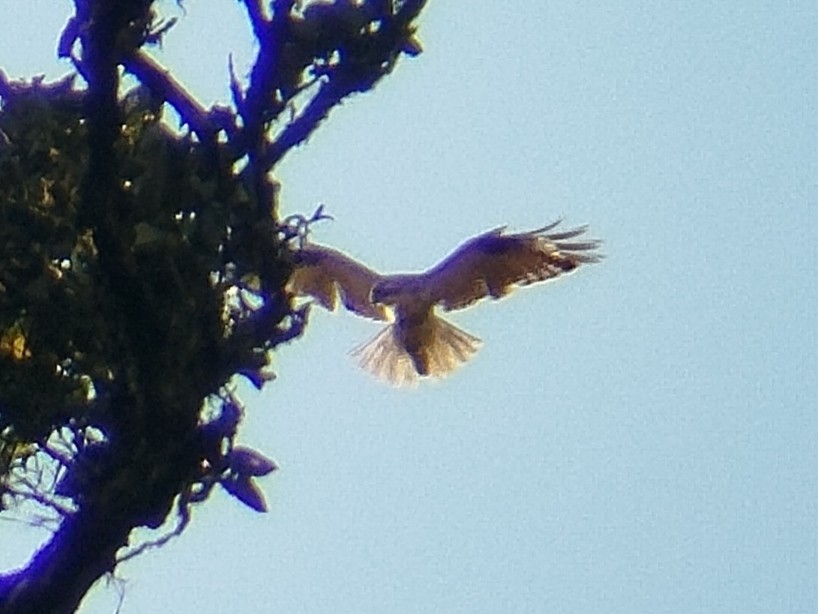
[370,276,415,306]
[370,280,398,306]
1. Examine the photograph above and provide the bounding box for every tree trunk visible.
[0,505,130,614]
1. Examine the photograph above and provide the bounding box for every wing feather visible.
[423,222,602,311]
[287,244,387,320]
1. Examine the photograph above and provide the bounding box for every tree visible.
[0,1,426,611]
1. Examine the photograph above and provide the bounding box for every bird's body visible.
[287,222,601,385]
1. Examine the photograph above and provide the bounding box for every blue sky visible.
[2,1,817,612]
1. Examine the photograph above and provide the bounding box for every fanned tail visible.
[350,316,482,387]
[420,316,483,377]
[350,325,420,386]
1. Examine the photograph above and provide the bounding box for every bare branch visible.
[116,494,191,564]
[4,477,75,518]
[238,0,271,41]
[123,50,217,142]
[263,77,350,167]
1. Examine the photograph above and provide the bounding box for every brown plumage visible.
[287,221,602,385]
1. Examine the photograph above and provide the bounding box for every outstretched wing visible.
[287,244,388,320]
[423,221,602,311]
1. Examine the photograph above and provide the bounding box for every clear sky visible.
[2,1,817,612]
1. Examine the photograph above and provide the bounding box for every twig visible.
[39,441,75,468]
[116,493,191,563]
[4,479,75,518]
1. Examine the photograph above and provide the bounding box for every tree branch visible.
[261,0,428,168]
[123,50,218,143]
[263,76,352,168]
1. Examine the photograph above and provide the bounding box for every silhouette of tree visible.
[0,1,426,611]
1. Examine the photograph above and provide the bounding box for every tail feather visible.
[351,325,419,386]
[350,316,482,386]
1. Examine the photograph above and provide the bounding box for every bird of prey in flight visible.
[287,221,602,386]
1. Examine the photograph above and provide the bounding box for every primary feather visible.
[424,222,602,311]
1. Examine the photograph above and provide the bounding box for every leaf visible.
[230,446,278,477]
[220,475,268,513]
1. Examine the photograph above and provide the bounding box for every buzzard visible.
[287,221,602,385]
